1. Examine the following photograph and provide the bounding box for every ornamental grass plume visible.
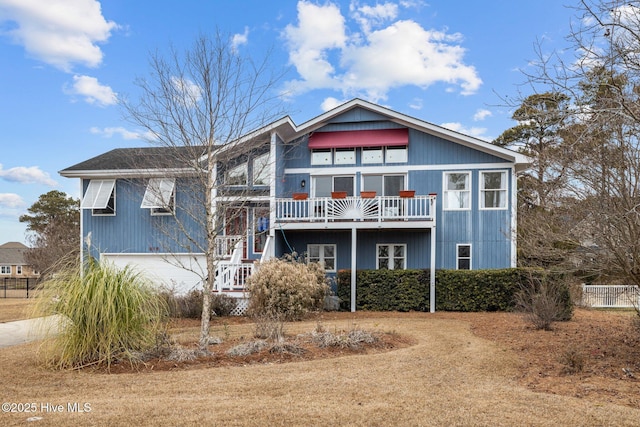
[33,258,167,370]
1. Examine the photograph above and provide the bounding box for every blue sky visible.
[0,0,578,244]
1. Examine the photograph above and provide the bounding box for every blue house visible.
[60,99,529,312]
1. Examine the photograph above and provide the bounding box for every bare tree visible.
[122,32,284,350]
[510,1,640,295]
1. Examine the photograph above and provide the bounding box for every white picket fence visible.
[581,285,640,308]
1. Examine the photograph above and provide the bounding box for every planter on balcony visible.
[331,191,348,199]
[399,190,416,198]
[360,191,377,198]
[292,192,308,200]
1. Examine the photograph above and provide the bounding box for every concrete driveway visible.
[0,316,62,348]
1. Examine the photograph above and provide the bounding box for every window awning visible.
[81,179,115,209]
[308,128,408,149]
[141,178,175,209]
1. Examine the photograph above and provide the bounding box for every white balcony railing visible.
[275,195,436,223]
[214,235,242,258]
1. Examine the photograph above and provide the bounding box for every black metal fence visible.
[1,278,38,298]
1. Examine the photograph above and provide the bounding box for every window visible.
[226,163,248,185]
[362,147,383,164]
[311,149,332,165]
[377,244,406,270]
[307,244,336,272]
[16,266,22,275]
[141,178,175,215]
[334,148,355,165]
[81,179,116,216]
[313,175,355,197]
[444,172,470,210]
[362,175,405,196]
[480,171,507,209]
[254,207,270,253]
[0,266,10,275]
[252,153,270,186]
[457,244,471,270]
[385,146,408,163]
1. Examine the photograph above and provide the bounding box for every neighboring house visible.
[0,242,40,281]
[60,99,530,312]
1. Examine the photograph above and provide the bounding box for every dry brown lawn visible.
[0,298,35,323]
[0,308,639,426]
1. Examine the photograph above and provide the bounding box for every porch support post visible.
[351,227,357,312]
[430,226,436,313]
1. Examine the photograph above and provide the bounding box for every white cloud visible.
[409,98,423,110]
[0,164,57,186]
[473,109,492,121]
[65,75,117,106]
[0,0,118,71]
[440,122,489,140]
[90,126,155,141]
[350,1,398,34]
[0,193,25,209]
[283,1,481,102]
[321,97,346,112]
[171,76,202,107]
[232,27,249,52]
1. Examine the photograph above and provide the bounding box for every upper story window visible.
[1,266,10,275]
[81,179,116,216]
[252,153,270,186]
[480,171,508,209]
[385,146,408,163]
[16,266,22,275]
[311,149,332,165]
[313,175,354,197]
[226,163,248,186]
[334,148,355,165]
[443,172,470,210]
[141,178,175,216]
[362,174,405,196]
[362,147,383,164]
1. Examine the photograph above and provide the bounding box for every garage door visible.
[102,253,206,294]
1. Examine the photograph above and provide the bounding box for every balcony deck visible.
[275,195,436,230]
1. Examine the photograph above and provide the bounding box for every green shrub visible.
[246,258,329,321]
[337,268,572,316]
[33,259,167,369]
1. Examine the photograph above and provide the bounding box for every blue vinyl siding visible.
[83,178,205,259]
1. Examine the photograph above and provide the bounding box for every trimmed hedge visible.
[336,268,572,316]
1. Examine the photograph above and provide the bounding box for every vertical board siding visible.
[83,178,206,256]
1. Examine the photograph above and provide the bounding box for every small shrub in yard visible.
[160,288,202,318]
[559,345,586,375]
[246,258,329,321]
[33,259,167,370]
[309,325,379,349]
[210,293,238,316]
[515,274,573,330]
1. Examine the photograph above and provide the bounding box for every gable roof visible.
[0,242,28,265]
[59,146,208,178]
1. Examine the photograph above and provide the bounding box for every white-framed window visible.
[307,244,336,272]
[457,244,471,270]
[362,174,405,196]
[141,178,175,216]
[444,172,471,210]
[311,149,332,165]
[377,244,406,270]
[1,266,10,275]
[334,148,355,165]
[313,175,355,197]
[362,147,383,164]
[480,171,508,209]
[226,163,248,185]
[81,179,116,216]
[253,153,270,186]
[16,266,22,275]
[385,146,408,163]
